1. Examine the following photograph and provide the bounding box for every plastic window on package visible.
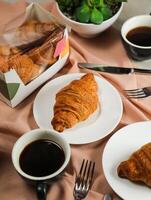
[0,20,65,85]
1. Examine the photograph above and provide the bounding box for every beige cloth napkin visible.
[0,1,151,200]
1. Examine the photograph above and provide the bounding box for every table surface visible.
[0,1,151,200]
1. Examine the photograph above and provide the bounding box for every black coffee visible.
[126,26,151,46]
[19,139,65,177]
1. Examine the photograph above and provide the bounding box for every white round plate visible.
[33,73,123,144]
[102,121,151,200]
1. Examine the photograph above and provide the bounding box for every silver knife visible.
[78,63,151,74]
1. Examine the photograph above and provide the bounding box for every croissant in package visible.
[0,20,64,84]
[28,27,64,67]
[0,56,9,73]
[5,20,61,47]
[117,142,151,187]
[8,54,40,85]
[51,73,99,132]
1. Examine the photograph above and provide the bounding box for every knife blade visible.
[78,63,151,74]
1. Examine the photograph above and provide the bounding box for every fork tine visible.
[86,161,92,181]
[82,160,88,178]
[124,88,143,92]
[89,162,95,185]
[125,90,144,95]
[79,159,85,176]
[81,160,88,184]
[77,160,95,186]
[78,159,88,186]
[74,160,95,200]
[124,87,147,99]
[126,94,147,98]
[85,161,95,188]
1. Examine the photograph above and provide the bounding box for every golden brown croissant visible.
[117,142,151,187]
[0,45,20,58]
[0,45,11,57]
[14,20,59,44]
[28,27,64,67]
[8,54,40,84]
[0,21,64,84]
[20,20,58,35]
[28,42,56,67]
[51,73,99,132]
[0,56,9,73]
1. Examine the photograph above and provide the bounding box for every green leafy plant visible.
[56,0,127,24]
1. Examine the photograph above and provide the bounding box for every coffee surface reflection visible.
[126,26,151,47]
[19,139,65,177]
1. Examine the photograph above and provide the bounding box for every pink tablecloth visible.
[0,1,151,200]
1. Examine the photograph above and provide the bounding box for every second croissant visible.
[117,142,151,188]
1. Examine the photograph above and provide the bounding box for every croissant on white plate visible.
[117,142,151,187]
[51,73,99,132]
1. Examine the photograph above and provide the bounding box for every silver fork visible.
[73,159,95,200]
[124,86,151,99]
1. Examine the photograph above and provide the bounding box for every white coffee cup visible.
[121,15,151,61]
[12,129,71,200]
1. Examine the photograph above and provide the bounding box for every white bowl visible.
[54,2,124,38]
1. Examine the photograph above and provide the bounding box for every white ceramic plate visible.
[102,121,151,200]
[33,73,123,144]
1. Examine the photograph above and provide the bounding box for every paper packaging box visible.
[0,3,69,108]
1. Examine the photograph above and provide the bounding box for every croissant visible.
[0,45,20,58]
[0,45,11,57]
[29,44,57,67]
[20,20,59,35]
[8,54,40,84]
[0,56,9,73]
[28,27,64,67]
[14,20,60,44]
[0,21,64,83]
[51,73,99,132]
[117,142,151,187]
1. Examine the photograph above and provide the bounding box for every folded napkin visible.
[0,1,151,200]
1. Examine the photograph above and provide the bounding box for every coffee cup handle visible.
[36,183,49,200]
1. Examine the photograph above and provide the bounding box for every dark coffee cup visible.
[121,15,151,61]
[12,129,71,200]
